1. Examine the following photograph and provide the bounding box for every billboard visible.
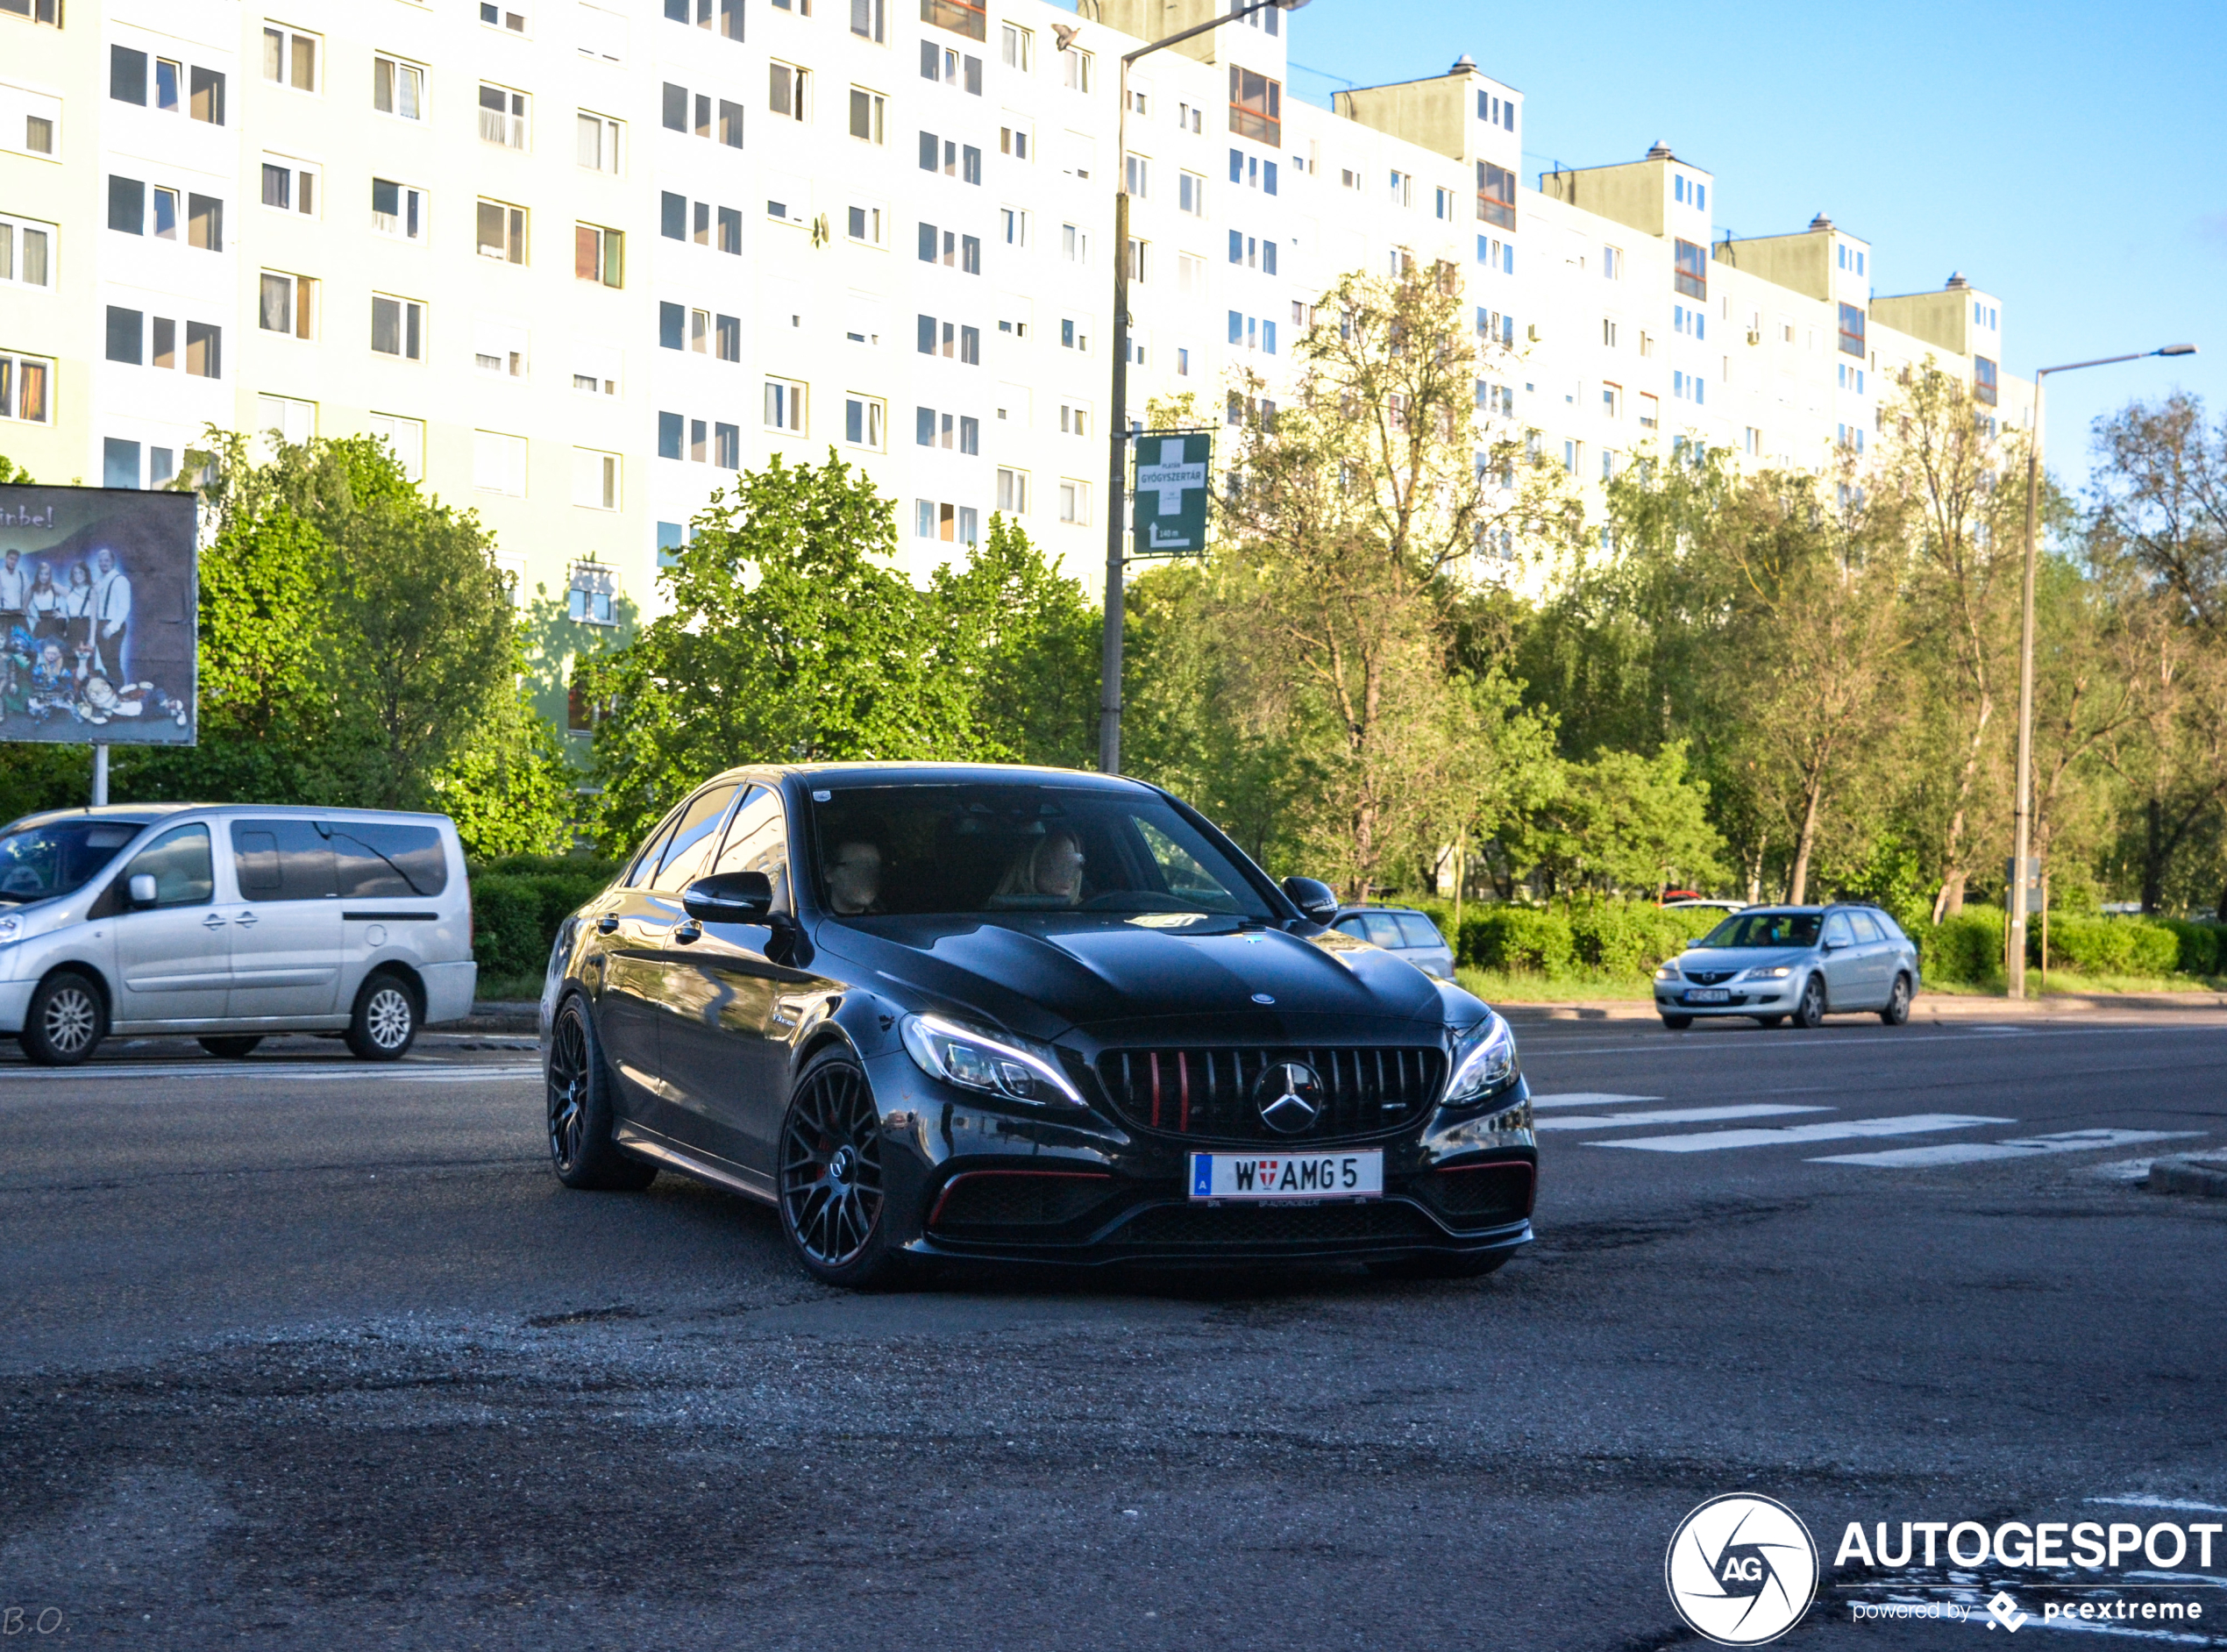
[0,485,196,745]
[1131,431,1213,557]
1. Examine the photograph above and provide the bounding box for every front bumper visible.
[1656,976,1799,1016]
[0,978,33,1034]
[864,1048,1538,1268]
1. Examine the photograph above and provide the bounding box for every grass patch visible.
[1455,966,1654,1003]
[2037,969,2227,996]
[474,972,546,1003]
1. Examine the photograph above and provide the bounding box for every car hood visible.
[1676,945,1813,974]
[815,912,1450,1043]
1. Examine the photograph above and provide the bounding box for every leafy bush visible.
[468,858,615,986]
[1925,910,2004,987]
[1459,908,1576,974]
[2161,919,2225,978]
[2044,915,2181,978]
[1455,902,1717,977]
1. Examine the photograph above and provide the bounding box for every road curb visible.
[2148,1156,2227,1200]
[1493,992,2227,1022]
[458,1000,539,1035]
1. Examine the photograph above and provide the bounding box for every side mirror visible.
[681,870,773,924]
[1281,875,1339,924]
[127,873,159,910]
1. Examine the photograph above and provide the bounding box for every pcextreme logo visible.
[1665,1494,1821,1646]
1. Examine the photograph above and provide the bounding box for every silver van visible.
[0,804,476,1065]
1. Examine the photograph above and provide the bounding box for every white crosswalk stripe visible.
[1811,1129,2205,1168]
[0,1063,540,1086]
[1534,1103,1834,1132]
[1526,1093,1662,1110]
[1591,1113,2014,1154]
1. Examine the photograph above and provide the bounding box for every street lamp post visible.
[2006,341,2196,999]
[1059,0,1311,776]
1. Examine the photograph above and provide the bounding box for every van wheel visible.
[23,970,105,1066]
[198,1036,263,1058]
[345,971,419,1060]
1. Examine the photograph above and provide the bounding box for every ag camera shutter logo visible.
[1665,1494,1819,1645]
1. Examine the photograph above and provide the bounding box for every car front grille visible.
[1093,1046,1447,1143]
[1683,970,1736,986]
[1119,1200,1439,1247]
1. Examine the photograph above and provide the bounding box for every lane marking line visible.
[1593,1113,2014,1154]
[1526,1092,1663,1110]
[0,1063,541,1085]
[1535,1103,1835,1132]
[1811,1129,2204,1169]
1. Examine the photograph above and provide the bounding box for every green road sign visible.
[1131,431,1212,557]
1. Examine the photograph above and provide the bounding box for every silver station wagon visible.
[0,804,476,1065]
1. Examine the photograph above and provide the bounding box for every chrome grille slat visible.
[1093,1045,1447,1143]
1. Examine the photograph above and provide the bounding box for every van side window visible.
[231,820,338,901]
[326,822,448,897]
[123,823,214,908]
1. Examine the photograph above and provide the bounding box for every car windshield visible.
[1700,911,1822,949]
[0,819,148,905]
[808,783,1276,920]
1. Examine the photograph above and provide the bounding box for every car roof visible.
[4,802,196,832]
[5,802,453,834]
[704,760,1164,794]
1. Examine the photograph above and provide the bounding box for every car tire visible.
[544,996,657,1192]
[198,1035,263,1058]
[1660,1013,1694,1030]
[22,970,105,1066]
[1879,973,1912,1026]
[345,970,420,1061]
[1789,975,1826,1029]
[1368,1252,1510,1281]
[779,1047,907,1291]
[1754,1015,1783,1029]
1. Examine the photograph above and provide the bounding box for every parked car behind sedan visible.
[1654,904,1920,1029]
[1330,906,1457,982]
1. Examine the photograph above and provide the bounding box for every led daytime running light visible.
[900,1013,1084,1107]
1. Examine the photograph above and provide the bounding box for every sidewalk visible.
[1496,989,2227,1023]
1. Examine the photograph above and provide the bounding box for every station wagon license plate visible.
[1189,1150,1383,1201]
[1685,988,1731,1004]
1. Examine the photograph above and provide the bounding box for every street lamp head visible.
[1052,22,1081,50]
[2156,343,2198,357]
[1275,0,1312,8]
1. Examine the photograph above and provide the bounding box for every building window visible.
[0,216,51,288]
[996,466,1028,514]
[1601,382,1621,418]
[1178,171,1205,217]
[480,1,530,32]
[477,198,527,262]
[1062,45,1092,91]
[1638,393,1659,431]
[258,271,317,338]
[474,318,528,377]
[1386,169,1411,207]
[1476,160,1515,230]
[1837,302,1866,357]
[851,0,886,41]
[374,54,425,119]
[844,395,886,449]
[1674,238,1707,301]
[365,412,424,481]
[1059,317,1087,352]
[372,178,424,239]
[1603,245,1623,281]
[1001,21,1030,68]
[260,157,318,217]
[1128,238,1148,282]
[262,25,319,92]
[479,83,528,147]
[473,430,528,495]
[578,110,623,171]
[848,203,886,246]
[575,224,623,285]
[0,352,50,424]
[765,378,806,433]
[370,294,424,360]
[1058,479,1088,524]
[572,448,621,510]
[770,61,808,119]
[1063,223,1087,263]
[1974,355,1999,408]
[567,561,616,624]
[922,0,985,40]
[850,86,886,141]
[104,304,142,365]
[1434,185,1453,220]
[1228,65,1279,145]
[665,0,744,38]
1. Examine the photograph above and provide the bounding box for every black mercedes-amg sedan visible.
[539,764,1537,1288]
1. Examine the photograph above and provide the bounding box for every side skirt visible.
[615,1122,777,1206]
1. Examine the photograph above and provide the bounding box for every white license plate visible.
[1189,1150,1383,1201]
[1686,988,1731,1004]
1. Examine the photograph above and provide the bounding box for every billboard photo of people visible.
[0,485,196,745]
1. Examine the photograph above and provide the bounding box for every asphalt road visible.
[2,1010,2224,1650]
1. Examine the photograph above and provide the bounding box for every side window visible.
[1360,912,1405,949]
[121,823,214,908]
[1394,914,1444,949]
[229,820,338,901]
[1333,917,1370,939]
[326,822,449,898]
[651,782,741,893]
[623,805,685,888]
[1821,913,1854,948]
[713,786,790,909]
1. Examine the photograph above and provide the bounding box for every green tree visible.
[1504,740,1725,897]
[928,513,1099,767]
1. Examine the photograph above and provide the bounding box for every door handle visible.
[597,915,620,935]
[674,919,702,945]
[233,910,259,928]
[202,912,227,930]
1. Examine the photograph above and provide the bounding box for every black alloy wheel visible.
[198,1035,263,1058]
[1660,1013,1694,1030]
[545,997,657,1192]
[22,970,104,1066]
[779,1053,899,1288]
[1789,975,1826,1029]
[1879,972,1912,1026]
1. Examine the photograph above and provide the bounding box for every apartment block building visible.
[0,0,2026,730]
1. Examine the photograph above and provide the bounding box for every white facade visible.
[0,0,2029,719]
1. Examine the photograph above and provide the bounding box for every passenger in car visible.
[826,839,886,916]
[993,829,1086,907]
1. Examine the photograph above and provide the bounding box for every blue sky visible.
[1132,0,2227,495]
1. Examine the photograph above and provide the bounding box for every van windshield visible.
[0,819,150,905]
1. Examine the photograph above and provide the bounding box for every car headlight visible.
[1443,1011,1517,1106]
[1743,965,1794,980]
[1654,962,1681,980]
[900,1014,1084,1107]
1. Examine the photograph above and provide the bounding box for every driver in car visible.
[826,839,886,916]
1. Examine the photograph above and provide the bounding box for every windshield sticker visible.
[1127,912,1211,929]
